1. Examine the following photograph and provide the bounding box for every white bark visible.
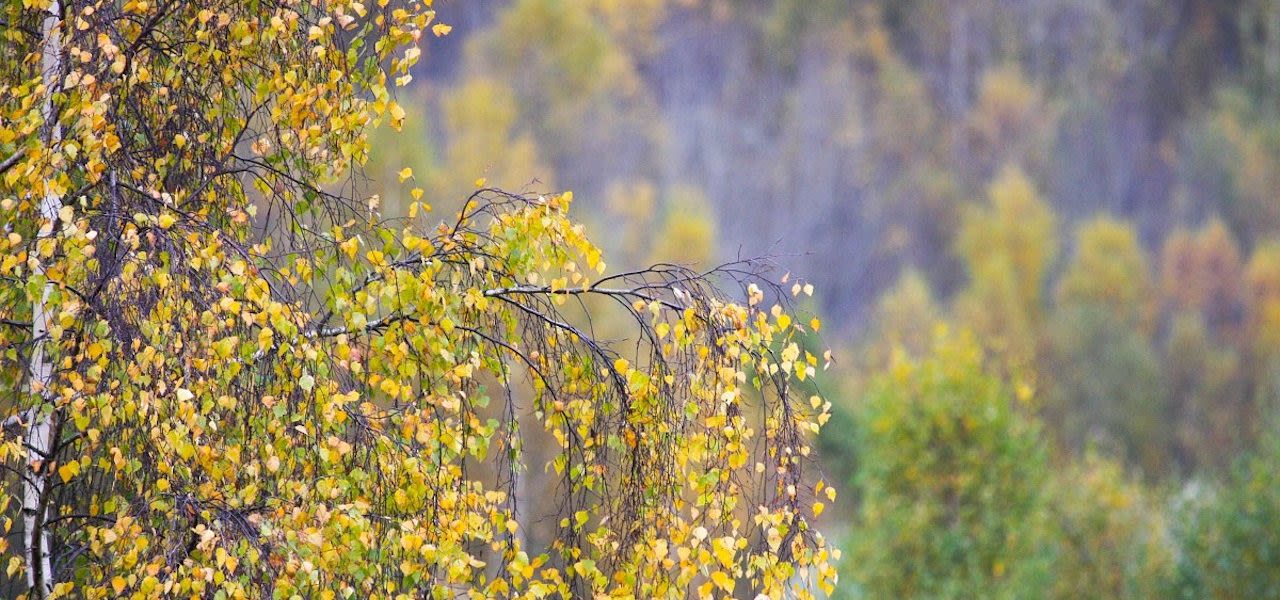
[25,3,63,598]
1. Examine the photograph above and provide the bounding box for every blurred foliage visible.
[1160,218,1247,342]
[845,330,1053,599]
[1043,303,1167,474]
[1047,453,1174,599]
[1044,217,1167,472]
[601,180,717,268]
[1057,217,1156,332]
[1247,241,1280,362]
[463,0,659,200]
[605,179,660,261]
[1169,429,1280,599]
[647,184,718,266]
[955,165,1057,369]
[1164,313,1249,473]
[862,269,943,369]
[1184,89,1280,246]
[429,76,551,201]
[964,65,1059,183]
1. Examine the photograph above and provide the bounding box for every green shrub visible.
[1169,430,1280,599]
[1047,453,1174,599]
[844,329,1053,599]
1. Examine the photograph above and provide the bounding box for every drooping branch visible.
[0,2,837,595]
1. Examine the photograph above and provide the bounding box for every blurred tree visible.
[1246,240,1280,358]
[428,76,552,201]
[1169,427,1280,599]
[759,0,862,70]
[1042,216,1168,472]
[584,0,670,58]
[847,329,1053,599]
[955,165,1058,369]
[1159,219,1247,342]
[839,13,969,309]
[1047,453,1174,599]
[464,0,660,202]
[1231,121,1280,244]
[825,270,947,489]
[604,179,659,264]
[1246,241,1280,413]
[1057,216,1156,333]
[862,269,944,368]
[1042,303,1168,475]
[1178,87,1280,247]
[597,179,718,270]
[647,184,718,266]
[964,65,1058,184]
[1165,312,1248,473]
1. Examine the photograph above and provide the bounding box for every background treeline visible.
[394,0,1280,595]
[832,328,1280,598]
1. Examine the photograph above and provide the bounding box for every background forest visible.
[395,0,1280,597]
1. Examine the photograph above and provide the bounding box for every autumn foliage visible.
[0,1,834,598]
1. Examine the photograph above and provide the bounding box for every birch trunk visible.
[25,2,64,597]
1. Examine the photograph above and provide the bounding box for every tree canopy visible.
[0,2,835,598]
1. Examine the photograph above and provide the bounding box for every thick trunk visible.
[25,3,63,598]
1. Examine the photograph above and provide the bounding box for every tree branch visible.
[0,148,26,175]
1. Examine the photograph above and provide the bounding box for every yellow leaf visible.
[388,102,407,131]
[398,167,413,182]
[157,213,176,229]
[432,23,452,37]
[57,461,79,483]
[710,571,734,593]
[340,237,359,258]
[655,322,670,339]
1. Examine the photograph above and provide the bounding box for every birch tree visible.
[0,1,836,598]
[12,2,65,596]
